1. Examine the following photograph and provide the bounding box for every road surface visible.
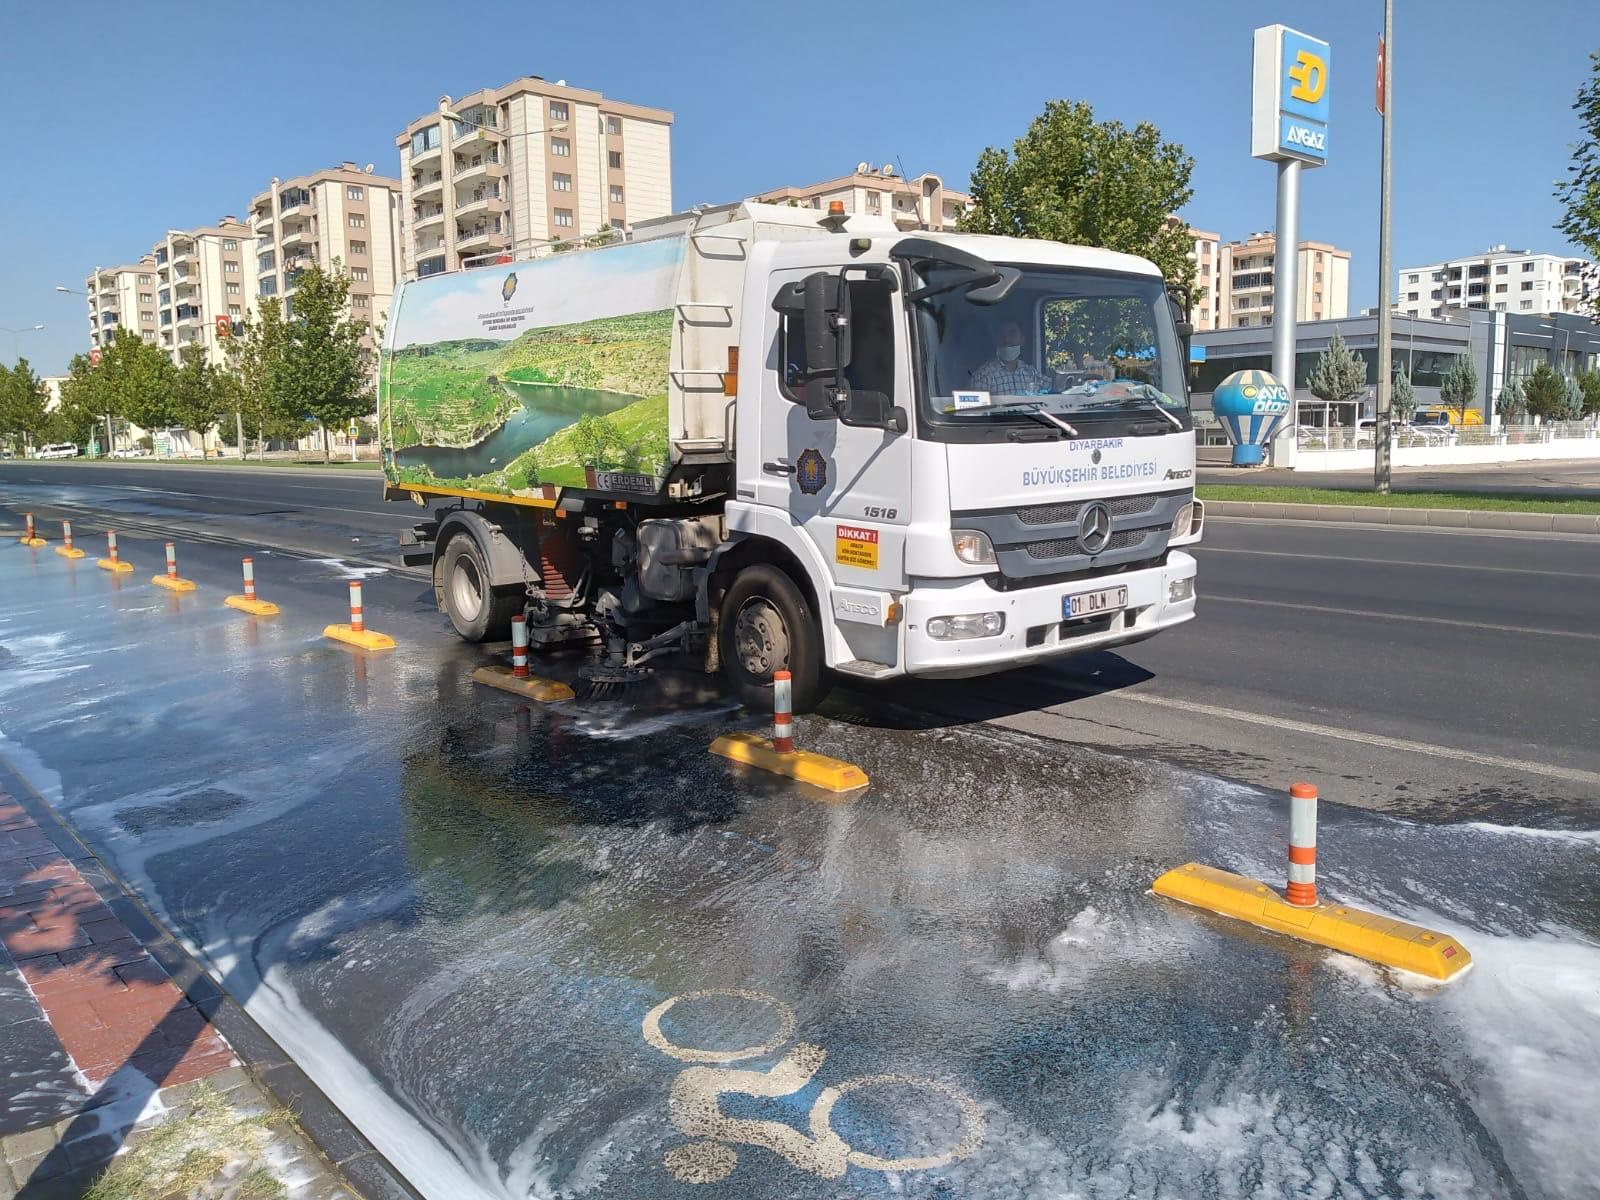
[0,501,1597,1198]
[5,459,1597,819]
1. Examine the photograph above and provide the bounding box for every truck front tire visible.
[717,564,825,713]
[440,533,521,642]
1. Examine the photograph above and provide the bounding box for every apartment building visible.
[141,219,254,367]
[85,261,161,352]
[1395,246,1594,319]
[395,76,673,277]
[754,163,973,231]
[1213,232,1350,330]
[249,163,401,337]
[1185,226,1221,330]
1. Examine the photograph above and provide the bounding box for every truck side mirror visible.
[837,389,909,433]
[803,272,847,375]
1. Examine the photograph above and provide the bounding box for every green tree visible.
[958,99,1197,292]
[1557,50,1600,312]
[169,344,231,454]
[1390,360,1417,423]
[54,354,106,446]
[1578,369,1600,421]
[1495,379,1527,424]
[0,359,49,454]
[1307,330,1365,410]
[230,300,298,459]
[1437,355,1479,426]
[1523,362,1567,421]
[277,261,373,462]
[1560,371,1584,421]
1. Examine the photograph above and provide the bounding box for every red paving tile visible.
[0,797,239,1089]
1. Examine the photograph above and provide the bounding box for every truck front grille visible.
[1018,493,1160,525]
[1025,529,1150,560]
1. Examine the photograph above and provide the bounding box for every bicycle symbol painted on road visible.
[642,988,985,1184]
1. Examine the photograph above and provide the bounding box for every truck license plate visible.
[1064,586,1128,619]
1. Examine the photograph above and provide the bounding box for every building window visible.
[1406,273,1419,284]
[550,101,568,121]
[412,125,440,155]
[1314,291,1322,303]
[139,274,152,284]
[553,208,573,228]
[551,138,570,157]
[1495,303,1506,311]
[552,172,572,192]
[139,292,153,303]
[351,295,369,309]
[609,185,623,204]
[1521,300,1533,310]
[349,214,365,228]
[350,240,367,255]
[141,311,153,323]
[1522,261,1535,272]
[348,186,364,200]
[228,304,242,316]
[1314,271,1323,283]
[1407,291,1418,301]
[606,116,621,136]
[224,261,239,273]
[608,150,622,169]
[1495,283,1507,293]
[226,283,240,295]
[1521,281,1534,291]
[1496,264,1508,274]
[351,267,368,282]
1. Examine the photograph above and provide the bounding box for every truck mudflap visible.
[899,551,1197,678]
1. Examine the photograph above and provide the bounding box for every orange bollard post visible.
[225,556,280,616]
[151,541,196,592]
[323,578,395,650]
[20,513,46,547]
[1285,782,1318,908]
[55,520,85,559]
[96,529,133,573]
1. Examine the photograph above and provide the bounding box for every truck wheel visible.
[440,533,520,642]
[717,564,825,713]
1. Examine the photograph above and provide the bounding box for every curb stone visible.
[1202,499,1600,535]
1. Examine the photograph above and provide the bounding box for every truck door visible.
[757,270,913,592]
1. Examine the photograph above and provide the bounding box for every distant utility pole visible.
[1374,0,1394,493]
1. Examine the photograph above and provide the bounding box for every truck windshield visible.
[910,265,1190,440]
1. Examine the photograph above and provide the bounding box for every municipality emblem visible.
[796,448,827,495]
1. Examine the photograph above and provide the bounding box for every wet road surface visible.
[6,460,1600,818]
[2,511,1599,1198]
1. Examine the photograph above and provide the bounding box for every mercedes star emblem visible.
[1077,502,1113,554]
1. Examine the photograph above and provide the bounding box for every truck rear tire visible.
[440,533,520,643]
[717,564,825,713]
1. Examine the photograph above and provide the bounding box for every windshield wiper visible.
[988,401,1079,438]
[1074,397,1186,432]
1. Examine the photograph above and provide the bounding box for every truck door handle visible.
[763,460,796,476]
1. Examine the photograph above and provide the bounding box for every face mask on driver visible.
[997,345,1022,362]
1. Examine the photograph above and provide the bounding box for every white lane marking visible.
[1203,593,1600,642]
[1200,545,1600,582]
[1101,691,1600,790]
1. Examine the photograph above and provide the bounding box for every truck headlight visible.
[1169,577,1195,602]
[1170,503,1194,540]
[951,530,996,565]
[926,612,1005,640]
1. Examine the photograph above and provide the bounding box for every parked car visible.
[36,443,80,460]
[110,447,152,459]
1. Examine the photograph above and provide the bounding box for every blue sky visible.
[3,0,1596,374]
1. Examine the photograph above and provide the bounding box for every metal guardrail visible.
[1297,424,1598,450]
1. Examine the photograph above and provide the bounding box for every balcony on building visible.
[174,304,203,326]
[417,255,448,278]
[413,170,445,199]
[101,311,118,327]
[280,220,315,249]
[453,185,505,221]
[452,148,503,182]
[413,204,446,230]
[279,187,313,214]
[454,221,506,253]
[258,277,279,298]
[409,125,443,165]
[451,110,497,143]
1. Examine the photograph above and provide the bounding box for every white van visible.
[36,443,80,460]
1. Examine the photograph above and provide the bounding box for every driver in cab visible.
[969,320,1051,397]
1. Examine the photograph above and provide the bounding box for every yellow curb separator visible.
[20,537,47,547]
[224,595,280,616]
[96,558,134,573]
[323,623,396,651]
[1152,862,1472,982]
[471,664,575,703]
[152,575,197,593]
[709,731,869,794]
[54,546,86,559]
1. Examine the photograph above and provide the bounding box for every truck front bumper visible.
[899,551,1197,678]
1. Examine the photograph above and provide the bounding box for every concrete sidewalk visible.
[0,787,365,1199]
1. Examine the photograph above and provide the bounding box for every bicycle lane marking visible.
[642,989,987,1185]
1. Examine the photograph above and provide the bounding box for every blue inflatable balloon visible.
[1212,369,1292,466]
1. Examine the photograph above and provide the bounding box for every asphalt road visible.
[1,521,1597,1199]
[1201,458,1600,496]
[5,458,1597,820]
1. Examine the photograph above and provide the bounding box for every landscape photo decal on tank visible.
[380,236,685,498]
